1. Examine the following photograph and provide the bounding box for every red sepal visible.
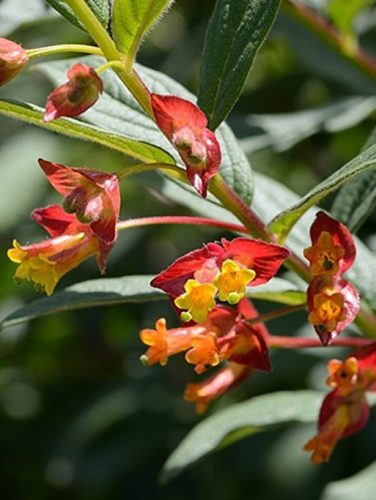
[0,38,28,86]
[44,63,103,122]
[151,94,221,197]
[307,276,360,345]
[310,211,356,275]
[38,159,120,244]
[32,205,86,237]
[152,237,290,297]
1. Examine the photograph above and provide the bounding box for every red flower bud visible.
[44,63,103,122]
[0,38,28,87]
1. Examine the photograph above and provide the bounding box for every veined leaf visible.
[45,0,110,31]
[198,0,281,131]
[0,276,166,331]
[36,56,254,204]
[0,99,174,164]
[322,460,376,500]
[268,143,376,241]
[161,391,323,483]
[112,0,174,61]
[331,126,376,232]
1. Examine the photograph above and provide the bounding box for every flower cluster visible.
[304,343,376,463]
[139,237,290,411]
[8,159,120,294]
[304,212,359,345]
[141,299,271,414]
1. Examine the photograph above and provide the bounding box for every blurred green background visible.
[0,1,376,498]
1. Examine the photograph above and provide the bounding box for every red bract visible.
[44,63,103,122]
[0,38,28,86]
[304,211,355,277]
[304,343,376,463]
[38,159,120,246]
[152,237,290,323]
[307,276,360,345]
[151,94,221,197]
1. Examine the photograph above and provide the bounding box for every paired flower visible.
[0,38,28,86]
[44,63,103,122]
[304,212,359,345]
[151,94,221,197]
[304,343,376,463]
[140,299,272,413]
[151,237,290,323]
[8,160,120,294]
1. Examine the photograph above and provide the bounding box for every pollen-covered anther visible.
[308,291,345,332]
[215,259,256,305]
[174,279,218,323]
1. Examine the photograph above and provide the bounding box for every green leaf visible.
[0,276,166,331]
[112,0,174,61]
[327,0,371,36]
[45,0,110,31]
[0,99,174,164]
[268,143,376,241]
[247,278,306,305]
[161,390,323,483]
[198,0,281,131]
[331,126,376,232]
[237,96,376,154]
[0,0,55,37]
[322,460,376,500]
[36,56,254,204]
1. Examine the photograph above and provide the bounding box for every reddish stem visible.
[269,334,374,349]
[116,215,249,234]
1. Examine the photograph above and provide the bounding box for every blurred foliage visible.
[1,0,376,499]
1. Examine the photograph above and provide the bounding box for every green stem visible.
[96,61,124,74]
[209,174,272,240]
[64,0,152,116]
[27,44,103,59]
[116,215,249,234]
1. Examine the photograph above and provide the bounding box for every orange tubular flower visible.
[140,299,271,411]
[0,38,28,86]
[307,277,359,345]
[8,205,100,295]
[44,63,103,122]
[184,362,251,414]
[304,343,376,464]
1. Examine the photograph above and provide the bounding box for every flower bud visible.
[44,63,103,122]
[0,38,28,87]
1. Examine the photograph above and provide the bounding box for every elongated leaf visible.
[322,460,376,500]
[36,56,254,204]
[46,0,110,31]
[0,99,174,164]
[268,143,376,241]
[331,126,376,232]
[247,278,306,305]
[236,96,376,154]
[112,0,174,59]
[0,276,165,331]
[161,391,323,483]
[198,0,281,131]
